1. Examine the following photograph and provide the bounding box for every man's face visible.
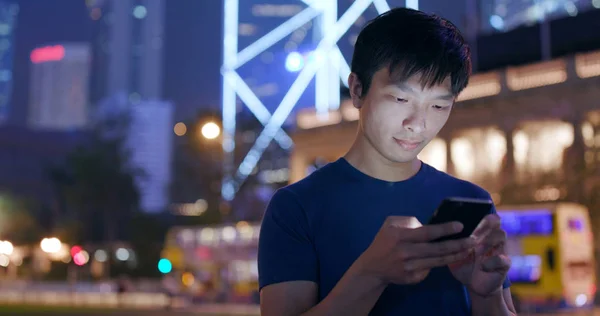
[350,68,455,164]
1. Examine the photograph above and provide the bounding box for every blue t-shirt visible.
[258,158,510,315]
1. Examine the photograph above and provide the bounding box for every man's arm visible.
[261,260,386,316]
[470,288,517,316]
[260,213,476,316]
[259,187,476,316]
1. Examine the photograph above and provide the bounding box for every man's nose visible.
[402,110,426,133]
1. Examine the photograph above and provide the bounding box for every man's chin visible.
[385,153,420,165]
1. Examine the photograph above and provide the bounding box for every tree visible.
[127,212,170,278]
[52,109,141,245]
[0,194,43,245]
[170,109,224,224]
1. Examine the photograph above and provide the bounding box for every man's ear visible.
[348,73,363,109]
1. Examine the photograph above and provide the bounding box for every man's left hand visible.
[449,214,511,297]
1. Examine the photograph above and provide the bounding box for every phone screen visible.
[427,198,494,242]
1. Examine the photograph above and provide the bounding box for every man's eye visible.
[432,105,452,111]
[395,97,408,103]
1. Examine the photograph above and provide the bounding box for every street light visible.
[40,237,61,254]
[0,241,13,255]
[174,122,187,136]
[201,122,221,140]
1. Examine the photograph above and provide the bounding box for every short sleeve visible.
[502,277,511,289]
[258,188,319,291]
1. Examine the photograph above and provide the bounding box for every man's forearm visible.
[301,261,386,316]
[470,291,515,316]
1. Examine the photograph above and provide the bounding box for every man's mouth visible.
[393,138,423,151]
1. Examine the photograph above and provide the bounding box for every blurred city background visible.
[0,0,599,315]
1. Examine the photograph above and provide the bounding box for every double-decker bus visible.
[160,222,260,303]
[498,203,596,312]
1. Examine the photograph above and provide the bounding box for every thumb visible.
[481,255,511,273]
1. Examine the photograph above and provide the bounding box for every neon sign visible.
[30,45,65,64]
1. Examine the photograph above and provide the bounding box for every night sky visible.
[8,0,477,125]
[10,0,223,124]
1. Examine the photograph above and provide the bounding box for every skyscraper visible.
[127,100,173,213]
[0,0,19,123]
[87,0,172,213]
[88,0,165,105]
[28,43,91,130]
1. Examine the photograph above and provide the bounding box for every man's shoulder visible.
[266,161,342,221]
[282,161,341,196]
[424,164,492,200]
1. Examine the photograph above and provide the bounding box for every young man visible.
[258,8,516,316]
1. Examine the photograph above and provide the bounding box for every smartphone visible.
[427,197,494,242]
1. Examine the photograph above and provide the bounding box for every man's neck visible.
[344,133,422,182]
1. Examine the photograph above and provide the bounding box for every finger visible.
[448,250,475,269]
[404,270,430,284]
[476,230,507,256]
[481,254,511,273]
[483,230,506,248]
[408,237,476,258]
[404,249,472,271]
[472,229,506,253]
[471,214,501,240]
[402,222,464,242]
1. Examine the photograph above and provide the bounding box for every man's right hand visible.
[355,216,476,285]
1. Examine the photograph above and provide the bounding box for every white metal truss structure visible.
[221,0,419,201]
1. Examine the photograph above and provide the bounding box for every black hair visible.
[351,7,472,97]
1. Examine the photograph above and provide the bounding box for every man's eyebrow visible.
[393,82,455,101]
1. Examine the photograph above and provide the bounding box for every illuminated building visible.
[290,49,600,206]
[0,0,18,123]
[87,0,165,104]
[87,0,172,213]
[28,43,91,130]
[127,100,174,213]
[95,94,174,214]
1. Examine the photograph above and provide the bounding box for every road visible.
[0,304,598,316]
[0,306,253,316]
